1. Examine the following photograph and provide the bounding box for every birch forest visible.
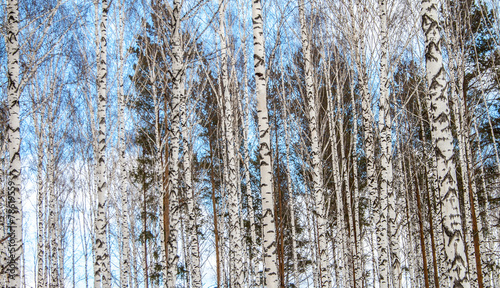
[2,0,500,287]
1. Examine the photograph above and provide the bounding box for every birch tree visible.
[421,0,470,286]
[166,0,184,285]
[4,0,22,286]
[218,0,244,285]
[251,0,279,285]
[377,0,398,287]
[298,1,331,286]
[94,0,111,286]
[117,0,131,286]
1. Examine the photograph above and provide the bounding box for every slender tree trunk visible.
[180,93,202,288]
[473,116,493,287]
[349,68,362,288]
[414,172,430,288]
[117,0,130,284]
[166,1,184,286]
[251,0,279,285]
[94,0,111,286]
[218,1,244,285]
[297,1,331,286]
[208,139,221,288]
[34,107,45,288]
[421,1,470,286]
[462,81,484,288]
[5,0,22,285]
[241,39,258,288]
[280,60,299,288]
[327,75,345,287]
[417,89,441,288]
[377,1,398,287]
[58,214,64,288]
[352,4,379,284]
[47,113,58,288]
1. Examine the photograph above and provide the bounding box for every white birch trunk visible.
[94,0,111,286]
[298,1,331,286]
[241,34,258,288]
[377,1,398,286]
[117,0,130,285]
[421,1,470,286]
[180,94,202,288]
[442,15,477,282]
[33,100,46,288]
[5,0,22,285]
[473,117,493,287]
[167,1,184,285]
[351,5,379,283]
[219,1,244,285]
[280,61,299,287]
[47,113,58,288]
[327,86,345,287]
[251,0,279,285]
[349,70,362,288]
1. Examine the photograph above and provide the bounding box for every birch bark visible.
[117,0,130,285]
[5,0,22,286]
[180,91,202,288]
[32,90,46,288]
[94,0,111,286]
[421,1,470,286]
[166,0,184,286]
[218,1,244,285]
[47,106,58,288]
[251,0,279,285]
[242,73,258,287]
[298,1,331,286]
[280,60,299,287]
[377,1,399,286]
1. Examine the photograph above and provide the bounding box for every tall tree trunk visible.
[218,1,244,285]
[351,0,379,282]
[377,1,398,286]
[349,67,362,288]
[94,0,111,286]
[117,0,130,284]
[47,111,58,288]
[166,0,184,285]
[421,1,470,286]
[251,0,279,285]
[241,36,258,288]
[208,139,221,288]
[414,171,430,288]
[280,59,299,287]
[5,0,22,285]
[472,116,493,287]
[297,1,331,286]
[180,93,202,288]
[33,100,46,288]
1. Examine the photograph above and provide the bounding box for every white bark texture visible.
[94,0,111,287]
[242,67,258,287]
[219,1,244,285]
[298,1,331,286]
[48,111,58,288]
[378,0,399,286]
[349,71,362,288]
[180,94,202,288]
[167,0,184,286]
[421,1,470,287]
[281,64,299,287]
[33,99,45,288]
[251,0,279,286]
[5,0,22,286]
[117,0,130,285]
